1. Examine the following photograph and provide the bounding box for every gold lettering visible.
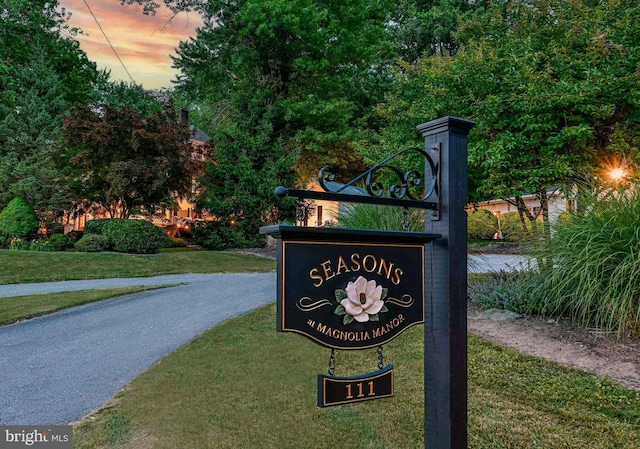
[391,267,403,285]
[377,258,394,280]
[321,260,335,282]
[350,253,361,271]
[362,254,377,273]
[336,255,351,276]
[372,328,381,338]
[309,268,323,287]
[317,323,327,333]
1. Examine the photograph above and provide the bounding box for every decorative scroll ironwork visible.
[274,146,440,210]
[318,147,438,204]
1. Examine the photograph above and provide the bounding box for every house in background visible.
[151,109,212,229]
[471,188,577,239]
[473,189,576,223]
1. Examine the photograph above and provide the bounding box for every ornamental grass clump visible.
[529,184,640,337]
[335,203,424,231]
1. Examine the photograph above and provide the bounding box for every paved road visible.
[0,272,276,425]
[468,253,531,273]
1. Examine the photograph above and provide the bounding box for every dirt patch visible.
[468,302,640,390]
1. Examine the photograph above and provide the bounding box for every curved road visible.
[0,273,276,425]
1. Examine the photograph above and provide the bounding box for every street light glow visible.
[610,167,626,181]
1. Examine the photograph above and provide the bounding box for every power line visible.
[82,0,136,84]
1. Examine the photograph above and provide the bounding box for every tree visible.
[385,0,494,63]
[63,90,196,218]
[0,0,105,105]
[374,0,640,237]
[0,0,106,220]
[156,0,394,241]
[0,197,39,245]
[0,54,74,218]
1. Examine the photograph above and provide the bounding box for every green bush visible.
[0,197,39,245]
[9,238,31,251]
[103,219,166,254]
[164,237,188,248]
[83,219,166,254]
[49,233,73,251]
[467,209,498,240]
[499,212,534,242]
[30,240,54,252]
[192,221,250,250]
[84,219,112,236]
[75,234,108,252]
[525,184,640,337]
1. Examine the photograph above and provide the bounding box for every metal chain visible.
[377,345,384,370]
[402,207,410,232]
[328,348,335,376]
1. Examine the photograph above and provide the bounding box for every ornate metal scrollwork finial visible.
[317,147,439,208]
[275,145,441,211]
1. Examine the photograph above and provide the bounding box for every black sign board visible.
[318,365,394,407]
[260,225,439,350]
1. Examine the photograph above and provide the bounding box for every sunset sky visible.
[58,0,202,89]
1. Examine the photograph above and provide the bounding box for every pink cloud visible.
[59,0,201,88]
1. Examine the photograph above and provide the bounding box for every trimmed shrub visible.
[467,209,498,240]
[83,219,166,254]
[0,197,39,245]
[84,219,112,236]
[103,219,166,254]
[49,233,73,251]
[75,234,107,252]
[499,212,533,242]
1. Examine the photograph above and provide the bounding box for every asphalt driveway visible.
[0,272,276,425]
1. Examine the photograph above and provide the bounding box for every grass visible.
[74,303,640,449]
[528,184,640,336]
[0,248,275,284]
[0,286,170,326]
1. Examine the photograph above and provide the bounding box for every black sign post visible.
[419,117,475,449]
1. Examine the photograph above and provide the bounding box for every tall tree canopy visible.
[375,0,640,224]
[1,0,105,105]
[63,87,196,218]
[129,0,397,240]
[0,0,105,219]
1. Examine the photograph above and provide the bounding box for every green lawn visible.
[0,249,275,284]
[0,286,169,326]
[73,303,640,449]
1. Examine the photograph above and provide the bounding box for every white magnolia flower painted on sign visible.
[334,276,388,324]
